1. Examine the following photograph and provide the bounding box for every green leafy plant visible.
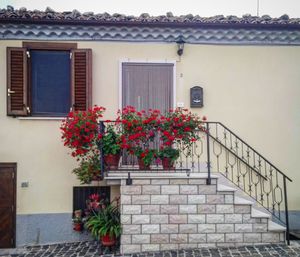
[72,154,100,184]
[85,201,121,239]
[157,147,180,161]
[101,125,122,155]
[135,147,157,167]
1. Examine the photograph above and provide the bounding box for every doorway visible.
[121,62,175,112]
[0,163,16,248]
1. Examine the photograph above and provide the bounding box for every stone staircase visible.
[106,171,286,254]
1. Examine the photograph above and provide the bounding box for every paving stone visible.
[6,239,300,257]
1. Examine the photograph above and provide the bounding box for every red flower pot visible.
[101,234,116,246]
[162,158,175,170]
[73,223,83,231]
[138,158,150,170]
[104,154,120,170]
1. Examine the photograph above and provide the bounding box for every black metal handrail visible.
[204,121,292,245]
[208,122,292,181]
[98,120,292,244]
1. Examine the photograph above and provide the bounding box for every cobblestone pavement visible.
[1,241,300,257]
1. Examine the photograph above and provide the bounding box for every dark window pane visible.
[31,50,70,116]
[73,186,110,213]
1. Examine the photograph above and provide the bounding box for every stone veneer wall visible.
[120,177,284,254]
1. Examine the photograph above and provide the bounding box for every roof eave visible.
[1,18,300,30]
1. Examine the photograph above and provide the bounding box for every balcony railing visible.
[98,120,292,244]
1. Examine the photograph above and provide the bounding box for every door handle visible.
[8,89,15,96]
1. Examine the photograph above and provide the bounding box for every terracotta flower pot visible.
[162,158,175,170]
[73,223,83,231]
[104,154,120,170]
[101,234,116,246]
[138,158,150,170]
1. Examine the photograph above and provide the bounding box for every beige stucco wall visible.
[0,40,299,213]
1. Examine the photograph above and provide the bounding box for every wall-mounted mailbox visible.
[190,86,203,108]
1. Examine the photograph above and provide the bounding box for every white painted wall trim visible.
[118,59,177,111]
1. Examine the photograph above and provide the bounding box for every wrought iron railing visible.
[98,120,292,244]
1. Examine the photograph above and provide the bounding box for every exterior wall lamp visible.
[176,36,185,56]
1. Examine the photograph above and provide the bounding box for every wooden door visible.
[122,63,174,113]
[0,163,16,248]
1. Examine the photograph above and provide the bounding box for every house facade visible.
[0,6,300,249]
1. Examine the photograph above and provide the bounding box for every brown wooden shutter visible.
[71,49,92,111]
[7,48,28,116]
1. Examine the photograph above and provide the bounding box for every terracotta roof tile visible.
[1,6,300,28]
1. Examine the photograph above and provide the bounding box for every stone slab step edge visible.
[234,196,253,205]
[251,208,271,218]
[217,184,237,193]
[106,172,218,179]
[268,220,286,232]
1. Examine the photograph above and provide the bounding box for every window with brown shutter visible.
[7,48,28,116]
[71,49,92,111]
[6,43,92,117]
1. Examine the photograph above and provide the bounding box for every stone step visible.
[268,220,286,232]
[217,184,237,193]
[251,208,271,219]
[234,196,253,205]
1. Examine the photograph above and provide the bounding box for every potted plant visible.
[72,154,101,184]
[158,108,204,161]
[85,196,121,246]
[101,124,122,170]
[73,209,83,232]
[134,147,157,170]
[61,106,106,182]
[157,147,180,169]
[116,106,159,169]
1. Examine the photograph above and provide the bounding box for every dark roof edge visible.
[1,18,300,30]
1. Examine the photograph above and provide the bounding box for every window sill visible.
[17,117,65,120]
